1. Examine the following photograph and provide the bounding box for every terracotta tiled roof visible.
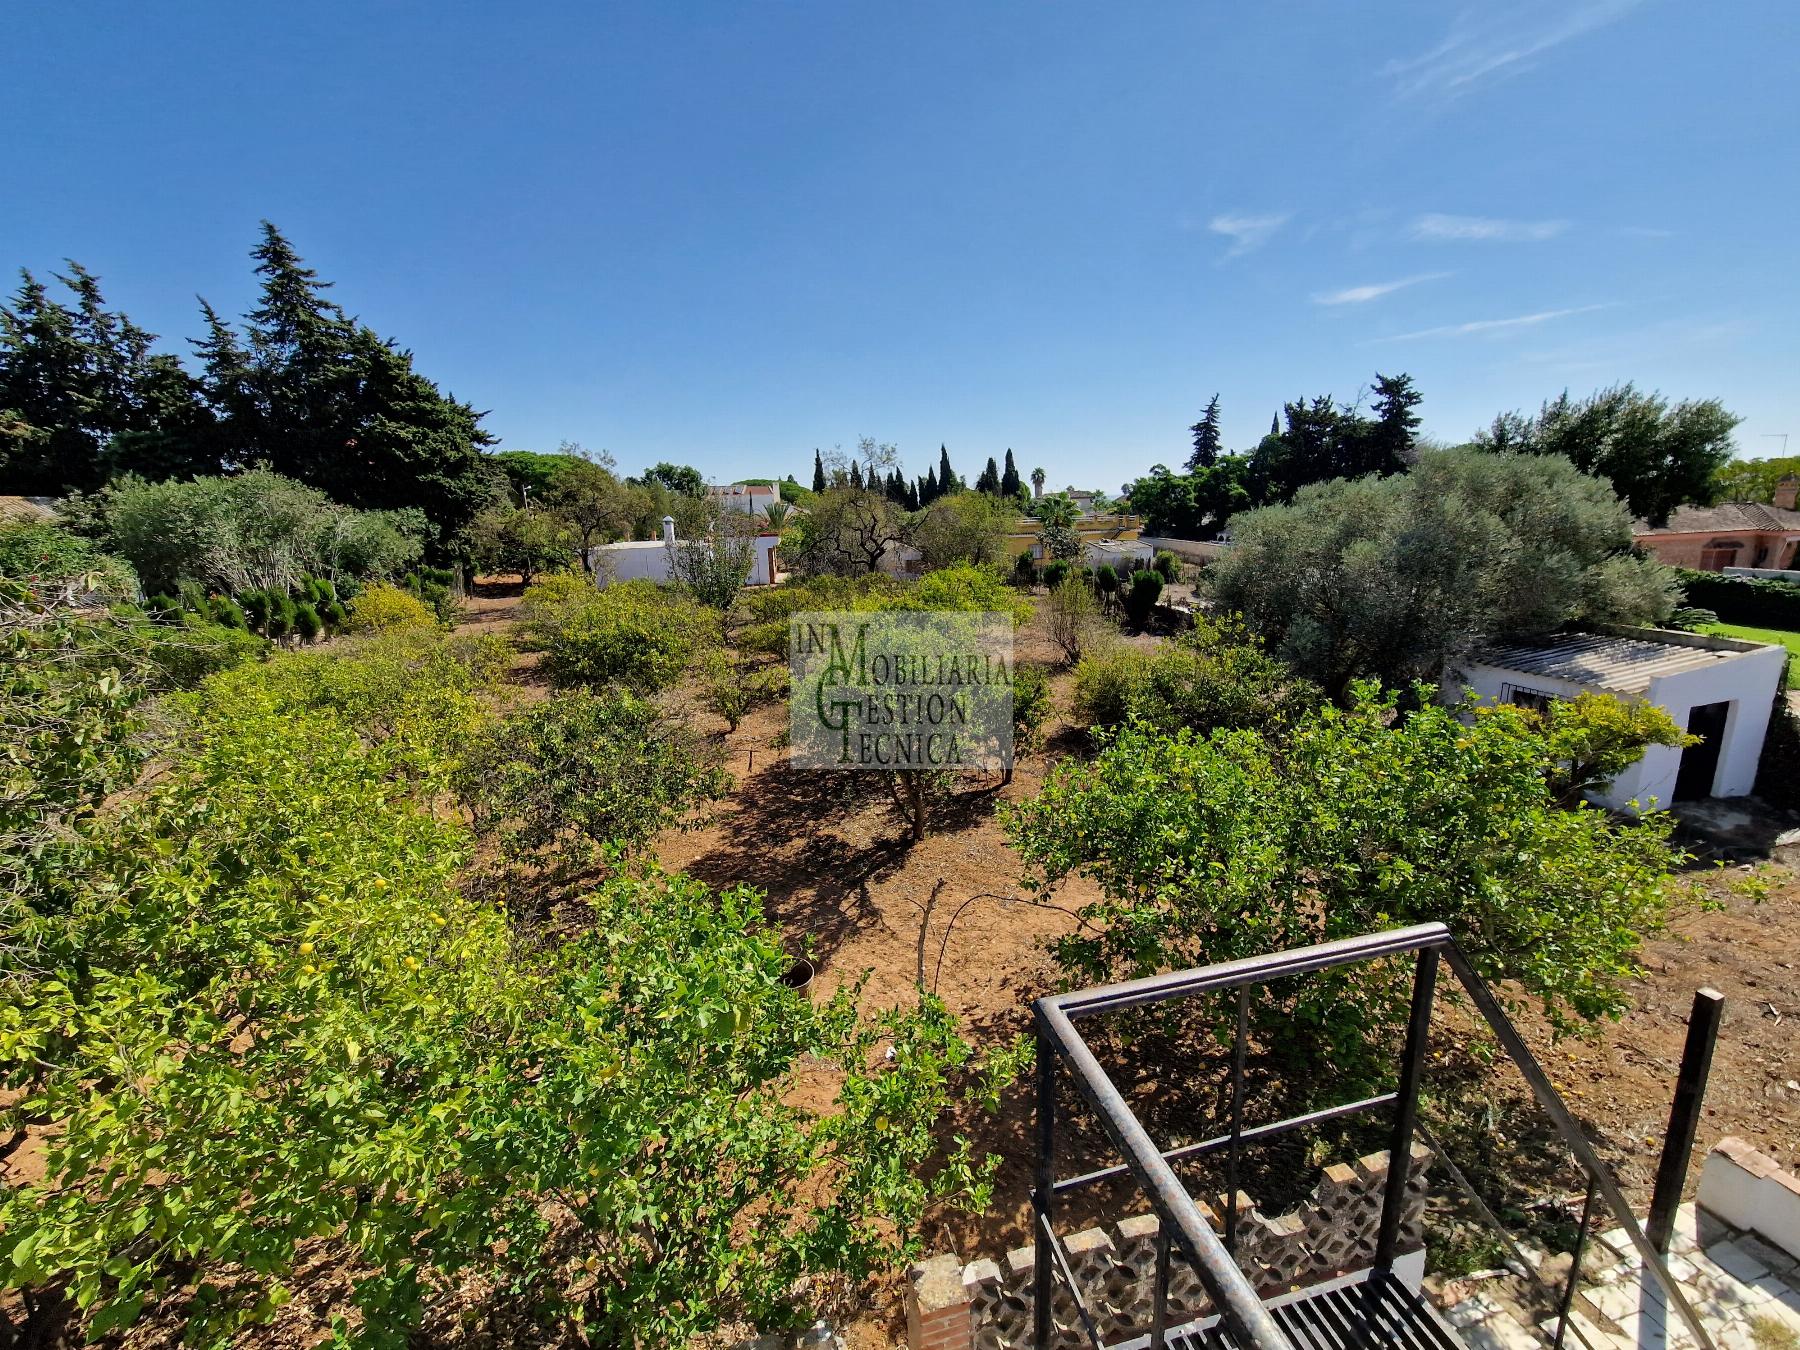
[1635,502,1800,535]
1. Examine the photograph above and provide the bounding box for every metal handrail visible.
[1030,924,1719,1350]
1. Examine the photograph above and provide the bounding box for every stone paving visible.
[1440,1204,1800,1350]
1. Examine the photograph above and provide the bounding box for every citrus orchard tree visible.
[1005,684,1688,1085]
[1,628,1020,1346]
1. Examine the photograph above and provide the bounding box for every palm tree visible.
[763,501,791,530]
[1030,466,1046,499]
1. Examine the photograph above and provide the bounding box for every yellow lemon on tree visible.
[298,941,315,956]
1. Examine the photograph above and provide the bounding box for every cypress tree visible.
[938,444,956,493]
[848,459,863,489]
[976,455,1001,494]
[923,466,940,504]
[1001,448,1021,498]
[905,478,921,511]
[811,449,827,494]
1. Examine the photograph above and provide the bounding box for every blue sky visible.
[5,1,1795,492]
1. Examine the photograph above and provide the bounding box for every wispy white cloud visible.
[1382,0,1643,100]
[1208,212,1292,257]
[1312,272,1452,306]
[1370,303,1612,343]
[1410,213,1568,243]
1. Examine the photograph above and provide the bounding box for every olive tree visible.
[1207,449,1678,699]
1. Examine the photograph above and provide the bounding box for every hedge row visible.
[1676,568,1800,630]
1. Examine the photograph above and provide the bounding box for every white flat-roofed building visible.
[1454,625,1787,812]
[706,482,782,515]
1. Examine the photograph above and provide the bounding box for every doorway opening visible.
[1673,701,1731,801]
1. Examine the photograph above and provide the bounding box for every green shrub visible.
[293,601,323,642]
[7,642,1003,1346]
[1012,550,1039,586]
[144,619,267,687]
[1070,619,1320,737]
[1070,642,1156,728]
[147,592,181,623]
[177,578,210,616]
[1012,663,1052,749]
[347,581,437,634]
[892,563,1034,627]
[457,687,728,858]
[519,577,716,690]
[700,649,755,732]
[1130,617,1321,736]
[737,573,902,658]
[264,591,295,640]
[238,589,271,633]
[0,519,137,597]
[208,596,248,630]
[1041,559,1070,589]
[1124,568,1164,625]
[1092,563,1118,606]
[1046,574,1102,664]
[321,599,349,632]
[1153,549,1179,582]
[1006,683,1687,1085]
[1676,567,1800,629]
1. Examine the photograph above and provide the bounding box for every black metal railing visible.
[1031,922,1718,1350]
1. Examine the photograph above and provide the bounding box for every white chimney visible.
[661,514,677,544]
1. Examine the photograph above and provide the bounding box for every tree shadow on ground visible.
[677,764,914,964]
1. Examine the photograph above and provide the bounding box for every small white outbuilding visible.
[1455,625,1787,812]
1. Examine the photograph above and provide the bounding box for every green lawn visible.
[1700,621,1800,657]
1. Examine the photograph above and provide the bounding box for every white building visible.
[1455,626,1787,812]
[706,482,783,516]
[587,516,781,588]
[1083,539,1153,572]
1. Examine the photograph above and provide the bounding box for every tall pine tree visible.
[937,444,957,494]
[811,449,827,494]
[205,223,498,550]
[1365,373,1422,476]
[0,271,97,494]
[1186,394,1223,470]
[976,455,1001,494]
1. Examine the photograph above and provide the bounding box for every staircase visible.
[1019,925,1727,1350]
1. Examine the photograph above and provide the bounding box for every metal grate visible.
[1154,1273,1466,1350]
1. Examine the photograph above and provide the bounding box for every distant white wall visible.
[587,534,780,589]
[1139,536,1232,564]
